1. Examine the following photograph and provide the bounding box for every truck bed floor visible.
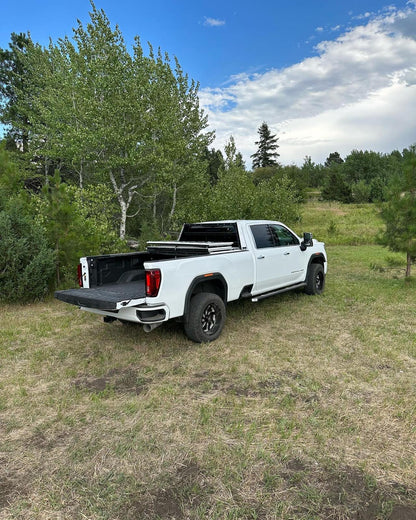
[55,281,146,311]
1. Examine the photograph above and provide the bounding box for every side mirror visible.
[300,232,313,251]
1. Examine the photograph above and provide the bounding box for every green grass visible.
[295,200,384,246]
[0,202,415,519]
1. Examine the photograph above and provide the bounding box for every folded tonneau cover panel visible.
[146,240,235,256]
[55,280,146,310]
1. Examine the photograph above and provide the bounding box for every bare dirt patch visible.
[73,367,152,395]
[0,459,29,512]
[187,370,302,398]
[123,461,206,519]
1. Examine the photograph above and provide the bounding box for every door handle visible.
[284,252,290,256]
[257,255,265,259]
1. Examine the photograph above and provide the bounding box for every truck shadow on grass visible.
[101,288,305,346]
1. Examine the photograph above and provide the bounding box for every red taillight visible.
[145,269,161,297]
[77,263,83,287]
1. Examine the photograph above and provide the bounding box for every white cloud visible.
[200,5,416,166]
[203,17,225,27]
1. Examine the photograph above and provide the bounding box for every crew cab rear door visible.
[250,223,306,293]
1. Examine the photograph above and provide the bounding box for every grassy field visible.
[1,203,415,519]
[293,200,385,246]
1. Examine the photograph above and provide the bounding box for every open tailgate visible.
[55,280,146,311]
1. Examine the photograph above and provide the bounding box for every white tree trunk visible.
[110,171,128,240]
[406,252,412,278]
[169,183,177,220]
[109,170,140,240]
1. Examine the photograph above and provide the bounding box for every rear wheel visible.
[305,263,325,295]
[184,293,226,343]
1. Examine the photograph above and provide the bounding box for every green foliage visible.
[378,148,416,277]
[324,152,344,168]
[321,168,352,203]
[252,166,278,185]
[0,141,25,203]
[251,122,279,169]
[351,180,371,203]
[35,173,126,285]
[321,149,404,203]
[0,32,32,151]
[207,167,257,220]
[296,201,383,246]
[204,147,224,185]
[256,174,301,223]
[206,147,300,224]
[253,164,308,202]
[0,203,55,302]
[301,156,326,189]
[2,4,212,240]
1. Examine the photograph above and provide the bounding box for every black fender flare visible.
[183,273,228,321]
[305,253,326,280]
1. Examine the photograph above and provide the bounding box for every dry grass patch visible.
[0,245,415,519]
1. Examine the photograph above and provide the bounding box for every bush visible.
[351,180,371,203]
[205,167,301,224]
[0,207,56,302]
[34,174,127,286]
[321,170,352,203]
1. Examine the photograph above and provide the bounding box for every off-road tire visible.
[305,263,325,295]
[184,292,226,343]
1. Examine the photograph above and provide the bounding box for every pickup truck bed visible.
[56,280,145,310]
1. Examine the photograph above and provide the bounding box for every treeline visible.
[1,4,415,300]
[0,5,302,297]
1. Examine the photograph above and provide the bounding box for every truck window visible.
[270,224,299,246]
[180,223,240,247]
[250,224,275,249]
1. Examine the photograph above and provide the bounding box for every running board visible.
[251,283,306,302]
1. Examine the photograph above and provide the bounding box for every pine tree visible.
[324,152,343,168]
[0,32,32,152]
[251,122,279,169]
[378,147,416,277]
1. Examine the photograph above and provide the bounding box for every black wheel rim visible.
[315,272,323,290]
[201,303,221,335]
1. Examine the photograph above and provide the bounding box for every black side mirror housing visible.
[300,232,313,251]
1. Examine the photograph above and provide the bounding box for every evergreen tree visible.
[378,147,416,277]
[204,147,224,185]
[321,168,352,203]
[0,32,32,152]
[0,203,55,302]
[251,122,279,169]
[324,152,343,168]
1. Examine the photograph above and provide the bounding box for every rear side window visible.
[251,224,299,249]
[251,225,275,249]
[270,224,299,246]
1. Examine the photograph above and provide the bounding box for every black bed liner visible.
[55,280,146,311]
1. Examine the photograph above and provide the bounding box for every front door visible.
[251,224,305,294]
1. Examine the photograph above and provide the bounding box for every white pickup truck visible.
[55,220,327,342]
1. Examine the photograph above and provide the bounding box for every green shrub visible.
[34,173,127,286]
[0,207,56,302]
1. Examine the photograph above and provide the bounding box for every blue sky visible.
[1,0,416,165]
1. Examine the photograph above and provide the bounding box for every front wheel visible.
[305,263,325,295]
[184,293,226,343]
